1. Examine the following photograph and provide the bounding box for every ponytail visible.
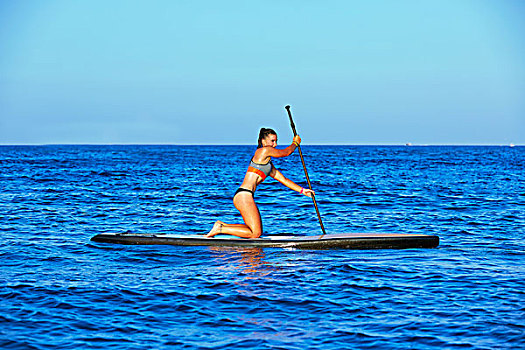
[257,128,277,148]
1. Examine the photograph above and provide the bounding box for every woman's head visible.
[258,128,277,148]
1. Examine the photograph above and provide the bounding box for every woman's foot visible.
[206,221,225,238]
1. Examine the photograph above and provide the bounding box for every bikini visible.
[247,158,273,180]
[234,158,274,197]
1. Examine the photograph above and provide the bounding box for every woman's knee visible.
[250,229,262,239]
[243,222,262,238]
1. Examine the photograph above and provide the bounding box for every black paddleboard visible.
[91,232,439,249]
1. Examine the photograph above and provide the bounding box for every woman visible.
[206,128,314,238]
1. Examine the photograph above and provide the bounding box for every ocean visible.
[1,145,523,349]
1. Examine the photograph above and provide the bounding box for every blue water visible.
[1,145,524,349]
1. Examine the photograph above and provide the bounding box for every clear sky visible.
[0,0,524,145]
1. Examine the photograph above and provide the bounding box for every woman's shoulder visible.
[254,146,271,155]
[253,147,272,162]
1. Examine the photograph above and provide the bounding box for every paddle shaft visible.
[285,105,327,236]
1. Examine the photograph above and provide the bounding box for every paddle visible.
[285,105,327,236]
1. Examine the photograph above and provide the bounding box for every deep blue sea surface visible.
[1,145,524,349]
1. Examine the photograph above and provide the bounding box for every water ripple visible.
[1,145,524,349]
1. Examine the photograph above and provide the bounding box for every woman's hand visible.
[301,188,315,198]
[293,135,301,146]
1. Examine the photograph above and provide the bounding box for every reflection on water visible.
[209,247,279,278]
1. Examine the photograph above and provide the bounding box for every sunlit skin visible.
[206,133,314,238]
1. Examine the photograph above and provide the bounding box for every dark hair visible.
[257,128,277,148]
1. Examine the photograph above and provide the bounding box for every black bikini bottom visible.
[234,187,254,198]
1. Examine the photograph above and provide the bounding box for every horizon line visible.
[0,142,521,147]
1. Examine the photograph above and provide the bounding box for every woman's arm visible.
[270,168,315,198]
[261,135,302,159]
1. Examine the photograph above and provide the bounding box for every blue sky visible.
[0,0,524,145]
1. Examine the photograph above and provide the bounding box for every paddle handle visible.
[286,105,298,136]
[285,105,327,236]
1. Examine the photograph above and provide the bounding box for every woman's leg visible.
[206,193,262,238]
